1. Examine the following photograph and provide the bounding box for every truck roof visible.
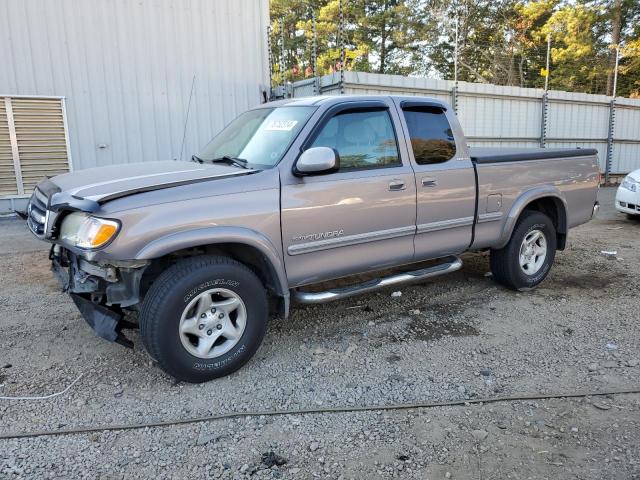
[260,94,450,109]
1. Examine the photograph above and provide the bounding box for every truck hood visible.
[38,160,256,212]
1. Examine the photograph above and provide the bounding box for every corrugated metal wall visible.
[293,72,640,174]
[0,0,270,172]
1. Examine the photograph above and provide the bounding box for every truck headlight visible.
[621,176,638,192]
[59,212,120,249]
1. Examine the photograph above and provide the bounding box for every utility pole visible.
[451,12,459,113]
[540,35,551,148]
[454,13,458,85]
[544,35,551,92]
[339,0,345,94]
[267,25,273,100]
[312,11,318,95]
[612,45,620,98]
[280,18,286,97]
[605,45,620,184]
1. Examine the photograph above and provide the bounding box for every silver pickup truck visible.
[24,95,600,382]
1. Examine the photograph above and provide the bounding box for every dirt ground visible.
[0,187,638,479]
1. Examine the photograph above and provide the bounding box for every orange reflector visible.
[92,223,118,247]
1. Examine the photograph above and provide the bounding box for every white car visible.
[615,169,640,218]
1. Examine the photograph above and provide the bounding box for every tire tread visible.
[139,255,265,382]
[490,211,556,291]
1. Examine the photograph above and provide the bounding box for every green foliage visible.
[269,0,640,97]
[540,4,608,93]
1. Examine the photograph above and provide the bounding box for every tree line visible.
[269,0,640,97]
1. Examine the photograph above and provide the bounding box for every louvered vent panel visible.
[12,98,69,192]
[0,101,19,196]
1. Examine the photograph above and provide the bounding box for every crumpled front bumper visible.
[50,246,146,348]
[69,293,133,347]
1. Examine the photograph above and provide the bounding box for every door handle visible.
[388,179,406,191]
[422,177,438,187]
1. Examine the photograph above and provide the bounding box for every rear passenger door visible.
[393,100,476,260]
[280,101,417,287]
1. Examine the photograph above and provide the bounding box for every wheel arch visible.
[497,188,568,250]
[135,227,290,317]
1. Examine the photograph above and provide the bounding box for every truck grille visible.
[27,188,49,237]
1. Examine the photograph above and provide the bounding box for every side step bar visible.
[292,256,463,304]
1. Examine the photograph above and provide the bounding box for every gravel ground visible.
[1,187,639,479]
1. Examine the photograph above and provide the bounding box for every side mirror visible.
[294,147,340,176]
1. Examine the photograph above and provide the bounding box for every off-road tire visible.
[490,211,557,291]
[139,255,268,383]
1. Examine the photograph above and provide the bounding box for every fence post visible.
[539,92,549,148]
[605,99,616,183]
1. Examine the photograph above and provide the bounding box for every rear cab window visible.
[402,106,456,165]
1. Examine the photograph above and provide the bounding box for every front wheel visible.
[139,255,268,383]
[490,211,557,291]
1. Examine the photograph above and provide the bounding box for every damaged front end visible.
[23,163,256,350]
[50,238,148,348]
[22,178,150,347]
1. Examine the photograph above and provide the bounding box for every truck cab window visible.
[311,109,401,171]
[402,107,456,164]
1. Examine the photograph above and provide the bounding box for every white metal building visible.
[0,0,270,211]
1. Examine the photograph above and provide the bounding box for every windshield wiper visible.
[209,155,249,169]
[191,154,204,163]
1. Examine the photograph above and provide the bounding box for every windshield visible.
[196,106,316,168]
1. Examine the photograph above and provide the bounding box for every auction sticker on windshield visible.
[265,120,298,131]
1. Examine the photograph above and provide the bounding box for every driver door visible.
[280,100,417,287]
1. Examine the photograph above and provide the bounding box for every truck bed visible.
[469,146,600,251]
[469,147,598,164]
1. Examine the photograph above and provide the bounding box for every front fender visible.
[496,186,568,249]
[135,226,288,297]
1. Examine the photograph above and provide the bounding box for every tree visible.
[269,0,326,84]
[619,37,640,97]
[539,4,609,93]
[511,0,559,88]
[588,0,640,95]
[270,0,433,82]
[423,0,534,86]
[268,0,640,97]
[349,0,430,74]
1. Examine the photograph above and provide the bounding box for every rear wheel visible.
[139,255,268,383]
[490,211,557,291]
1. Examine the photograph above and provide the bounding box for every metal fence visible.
[292,71,640,176]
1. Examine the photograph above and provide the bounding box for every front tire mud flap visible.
[70,294,133,348]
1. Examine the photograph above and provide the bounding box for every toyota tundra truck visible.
[24,95,600,382]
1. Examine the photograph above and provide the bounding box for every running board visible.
[292,256,463,304]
